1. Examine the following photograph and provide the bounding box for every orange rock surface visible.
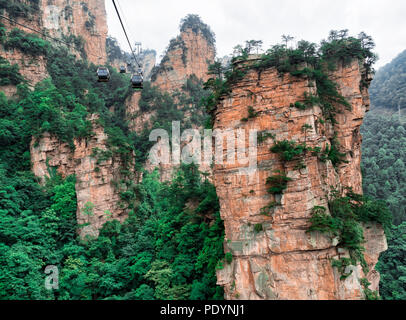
[214,58,387,300]
[30,115,130,238]
[42,0,108,64]
[152,28,215,92]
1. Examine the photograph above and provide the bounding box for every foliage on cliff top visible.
[151,15,215,81]
[204,30,376,124]
[179,14,216,47]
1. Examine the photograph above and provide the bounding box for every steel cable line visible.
[0,14,105,62]
[1,9,182,91]
[112,0,141,69]
[116,0,137,54]
[112,1,184,91]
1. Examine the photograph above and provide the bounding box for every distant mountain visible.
[370,50,406,110]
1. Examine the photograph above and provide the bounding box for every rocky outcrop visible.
[151,28,215,92]
[0,48,48,96]
[1,0,109,95]
[30,115,130,238]
[124,22,216,181]
[214,58,387,300]
[42,0,108,64]
[0,5,48,96]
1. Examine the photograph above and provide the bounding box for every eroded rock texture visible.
[214,58,387,300]
[42,0,108,64]
[151,28,215,92]
[124,25,216,181]
[30,115,130,238]
[0,7,48,96]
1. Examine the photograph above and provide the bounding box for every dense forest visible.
[361,49,406,299]
[0,0,404,300]
[0,14,225,299]
[369,50,406,111]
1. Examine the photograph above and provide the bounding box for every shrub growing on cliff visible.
[204,30,375,127]
[4,28,50,56]
[0,0,40,19]
[0,57,24,85]
[270,140,308,161]
[307,188,392,277]
[266,171,292,195]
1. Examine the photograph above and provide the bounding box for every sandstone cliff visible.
[150,27,215,92]
[0,3,47,96]
[124,21,216,181]
[0,0,109,96]
[30,115,130,238]
[42,0,108,64]
[214,58,387,300]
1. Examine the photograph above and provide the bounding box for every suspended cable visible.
[112,0,141,69]
[116,0,136,52]
[0,14,104,61]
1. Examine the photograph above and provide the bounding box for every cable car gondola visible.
[97,67,110,82]
[131,73,143,89]
[119,66,126,73]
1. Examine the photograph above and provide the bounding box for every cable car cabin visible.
[97,67,110,82]
[119,66,126,73]
[131,74,143,89]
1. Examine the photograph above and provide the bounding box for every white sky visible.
[105,0,406,69]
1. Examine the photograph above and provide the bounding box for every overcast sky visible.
[105,0,406,69]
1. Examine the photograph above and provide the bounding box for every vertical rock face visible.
[0,4,48,96]
[125,23,216,181]
[151,28,215,92]
[214,58,387,300]
[1,0,109,96]
[0,48,48,96]
[30,116,130,238]
[42,0,108,64]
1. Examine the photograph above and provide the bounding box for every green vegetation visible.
[179,14,215,47]
[0,56,24,85]
[307,188,391,276]
[257,131,275,144]
[260,201,280,216]
[369,49,406,110]
[266,171,292,195]
[225,252,233,264]
[0,15,224,299]
[361,108,406,301]
[376,222,406,300]
[0,0,40,19]
[360,277,380,300]
[270,140,308,161]
[362,110,406,225]
[359,48,406,300]
[3,28,50,56]
[254,223,263,233]
[241,106,259,122]
[204,30,374,125]
[318,136,347,167]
